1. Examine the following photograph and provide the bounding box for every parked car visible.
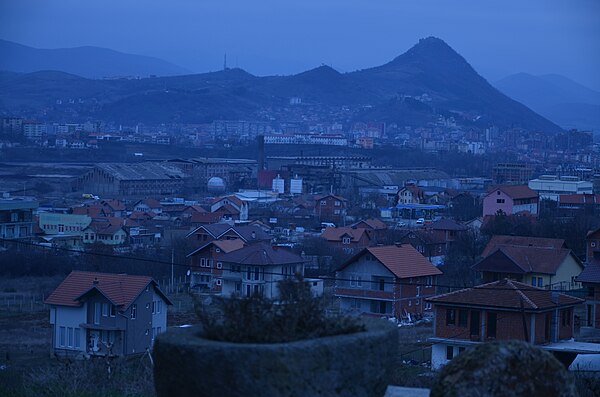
[416,218,425,225]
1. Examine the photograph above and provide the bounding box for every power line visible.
[0,238,589,294]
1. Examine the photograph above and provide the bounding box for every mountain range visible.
[0,39,190,78]
[0,37,562,132]
[495,73,600,133]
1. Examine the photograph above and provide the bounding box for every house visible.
[39,213,91,236]
[350,218,388,241]
[481,235,566,257]
[133,198,163,215]
[575,260,600,331]
[397,229,447,266]
[321,226,374,255]
[314,194,347,225]
[558,194,600,218]
[44,271,172,357]
[335,244,443,318]
[427,279,584,369]
[211,196,249,222]
[473,236,583,290]
[82,219,128,245]
[217,243,306,299]
[427,218,468,246]
[187,239,246,292]
[585,228,600,263]
[186,223,271,247]
[0,195,38,240]
[397,184,426,205]
[482,185,538,217]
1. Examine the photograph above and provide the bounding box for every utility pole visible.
[171,248,175,291]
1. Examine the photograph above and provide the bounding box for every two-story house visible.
[397,184,426,205]
[483,185,538,217]
[187,239,246,292]
[576,260,600,333]
[0,195,38,240]
[82,219,128,245]
[427,279,583,369]
[397,229,447,266]
[211,196,249,222]
[321,226,375,255]
[473,235,583,290]
[217,243,306,299]
[335,244,443,319]
[133,198,163,215]
[585,227,600,263]
[45,271,172,358]
[350,218,388,241]
[314,194,347,225]
[186,223,271,247]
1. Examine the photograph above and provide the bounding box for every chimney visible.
[251,231,256,239]
[394,242,402,247]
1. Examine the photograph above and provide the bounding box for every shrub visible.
[193,275,364,343]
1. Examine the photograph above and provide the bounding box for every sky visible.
[1,0,599,89]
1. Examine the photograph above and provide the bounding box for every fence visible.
[0,293,47,313]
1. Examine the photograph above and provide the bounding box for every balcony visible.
[335,287,394,300]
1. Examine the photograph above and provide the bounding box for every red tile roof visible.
[482,235,566,257]
[559,194,600,205]
[187,239,246,257]
[322,227,372,243]
[487,185,538,200]
[474,246,577,275]
[218,243,304,266]
[44,271,171,309]
[351,218,388,230]
[314,194,347,202]
[338,245,442,279]
[427,279,583,310]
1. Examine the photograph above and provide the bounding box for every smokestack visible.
[257,135,265,171]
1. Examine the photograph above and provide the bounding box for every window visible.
[110,305,116,317]
[320,200,326,206]
[446,309,456,325]
[426,276,433,287]
[334,201,341,206]
[458,310,468,327]
[446,346,454,360]
[59,326,66,347]
[531,277,537,286]
[94,303,101,324]
[342,237,351,244]
[216,279,222,286]
[416,286,421,297]
[67,327,74,347]
[459,347,466,354]
[425,302,432,310]
[537,278,543,287]
[496,199,505,204]
[408,300,412,307]
[217,262,223,269]
[254,267,260,281]
[487,312,497,338]
[131,304,137,320]
[74,328,80,348]
[102,303,109,317]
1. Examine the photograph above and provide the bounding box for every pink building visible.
[482,185,538,217]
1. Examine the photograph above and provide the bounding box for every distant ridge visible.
[0,39,190,78]
[495,73,600,132]
[0,37,562,131]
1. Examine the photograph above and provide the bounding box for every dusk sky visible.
[1,0,599,89]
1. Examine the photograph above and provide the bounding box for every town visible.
[1,1,599,396]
